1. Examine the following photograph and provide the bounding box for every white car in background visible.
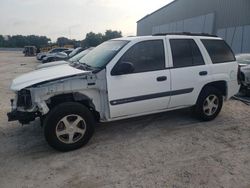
[36,48,69,60]
[36,48,94,69]
[236,54,250,95]
[42,49,73,63]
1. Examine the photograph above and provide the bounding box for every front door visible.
[106,39,171,118]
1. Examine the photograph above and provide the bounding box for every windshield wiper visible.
[82,63,94,70]
[69,61,86,70]
[69,61,79,67]
[71,61,101,71]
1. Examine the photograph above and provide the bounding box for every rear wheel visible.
[47,57,55,62]
[195,87,223,121]
[44,102,95,151]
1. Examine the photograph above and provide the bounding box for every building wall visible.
[151,13,215,35]
[137,0,250,53]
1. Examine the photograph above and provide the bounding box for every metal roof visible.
[137,0,179,23]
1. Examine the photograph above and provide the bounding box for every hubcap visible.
[55,115,86,144]
[203,95,219,116]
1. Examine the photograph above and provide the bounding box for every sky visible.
[0,0,173,41]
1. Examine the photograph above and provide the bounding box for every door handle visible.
[157,76,167,82]
[199,71,208,76]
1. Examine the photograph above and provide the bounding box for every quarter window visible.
[170,39,205,68]
[117,40,165,74]
[201,39,235,64]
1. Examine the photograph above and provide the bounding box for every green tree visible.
[27,35,50,48]
[56,37,81,48]
[83,32,103,47]
[0,35,50,48]
[56,37,71,47]
[9,35,27,47]
[0,35,4,47]
[82,30,123,48]
[103,30,122,41]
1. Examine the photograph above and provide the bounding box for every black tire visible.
[195,86,223,121]
[43,102,95,151]
[47,57,54,63]
[246,88,250,97]
[40,116,45,127]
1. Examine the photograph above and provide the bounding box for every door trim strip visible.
[110,88,194,106]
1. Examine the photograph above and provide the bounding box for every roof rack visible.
[153,32,218,37]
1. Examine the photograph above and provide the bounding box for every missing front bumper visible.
[7,110,37,124]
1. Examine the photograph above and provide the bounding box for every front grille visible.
[17,89,32,109]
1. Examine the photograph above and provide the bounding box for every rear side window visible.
[51,49,61,53]
[201,39,235,64]
[170,39,205,68]
[118,40,165,73]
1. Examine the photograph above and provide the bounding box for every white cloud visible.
[0,0,172,41]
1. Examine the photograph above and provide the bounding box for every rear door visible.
[106,39,171,118]
[168,38,211,108]
[201,39,240,98]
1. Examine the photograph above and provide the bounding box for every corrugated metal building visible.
[137,0,250,53]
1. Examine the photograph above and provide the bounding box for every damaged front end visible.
[7,62,106,125]
[7,89,40,124]
[7,110,38,124]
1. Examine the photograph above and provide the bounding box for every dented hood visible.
[11,64,90,91]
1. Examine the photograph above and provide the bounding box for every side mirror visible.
[112,61,134,75]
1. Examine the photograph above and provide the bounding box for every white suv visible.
[8,33,240,151]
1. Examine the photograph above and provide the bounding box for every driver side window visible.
[118,40,166,74]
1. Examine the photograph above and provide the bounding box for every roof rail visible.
[153,32,218,37]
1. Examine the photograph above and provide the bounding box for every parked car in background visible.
[36,47,94,69]
[23,46,37,56]
[41,48,82,63]
[68,47,85,58]
[8,33,240,151]
[42,49,73,63]
[36,47,69,60]
[236,54,250,95]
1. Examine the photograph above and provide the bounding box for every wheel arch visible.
[197,80,228,103]
[46,92,100,121]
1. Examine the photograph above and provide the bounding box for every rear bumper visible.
[7,110,37,124]
[227,80,241,100]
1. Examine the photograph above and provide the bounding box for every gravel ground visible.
[0,51,250,188]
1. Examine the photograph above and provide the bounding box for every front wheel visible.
[195,87,223,121]
[47,57,55,63]
[43,102,95,151]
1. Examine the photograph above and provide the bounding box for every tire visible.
[43,102,95,151]
[47,58,54,63]
[195,86,223,121]
[246,88,250,97]
[40,116,45,127]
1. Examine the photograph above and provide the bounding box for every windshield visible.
[48,49,54,53]
[69,48,92,62]
[78,40,128,68]
[68,47,82,58]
